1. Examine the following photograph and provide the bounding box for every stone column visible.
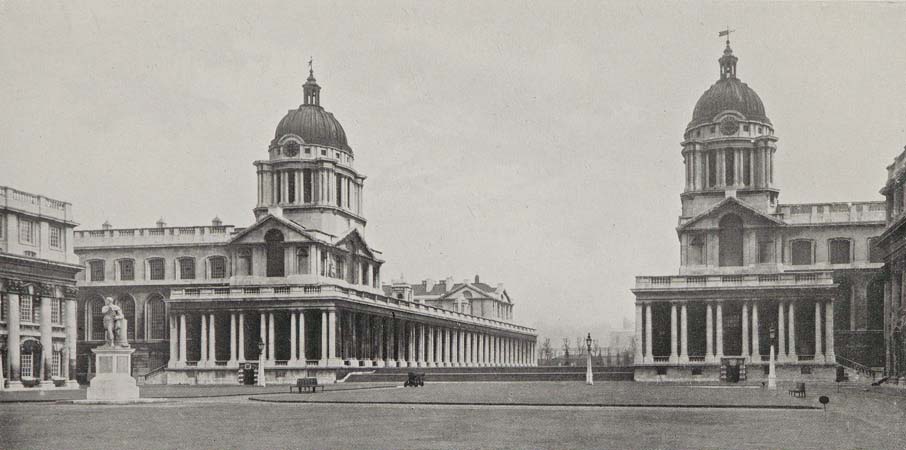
[788,302,797,360]
[644,304,653,363]
[298,311,307,362]
[290,312,297,363]
[327,309,338,365]
[479,333,485,366]
[268,312,275,363]
[417,324,426,367]
[426,326,435,367]
[179,314,187,364]
[169,317,179,367]
[209,314,217,364]
[40,296,52,384]
[321,311,328,365]
[238,313,246,362]
[200,314,208,365]
[680,303,688,363]
[825,300,835,362]
[814,301,823,361]
[65,298,78,385]
[716,303,724,358]
[742,302,749,361]
[5,292,20,386]
[669,303,678,363]
[752,302,760,360]
[466,332,473,366]
[229,313,237,364]
[778,302,786,362]
[705,303,713,362]
[635,304,643,364]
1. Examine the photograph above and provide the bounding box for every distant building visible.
[383,275,514,322]
[73,69,536,385]
[1,186,82,390]
[632,41,885,382]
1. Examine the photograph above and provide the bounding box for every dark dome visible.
[275,105,351,153]
[688,77,770,130]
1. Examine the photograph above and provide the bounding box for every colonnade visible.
[635,299,835,365]
[168,308,537,369]
[257,167,363,215]
[684,142,775,192]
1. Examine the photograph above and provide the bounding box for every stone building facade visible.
[384,275,514,322]
[877,147,906,383]
[1,186,82,390]
[632,41,885,382]
[74,69,537,385]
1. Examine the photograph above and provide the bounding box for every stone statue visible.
[102,297,128,347]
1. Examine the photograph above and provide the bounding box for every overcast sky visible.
[2,1,905,343]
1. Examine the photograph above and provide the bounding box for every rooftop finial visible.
[719,27,734,48]
[308,56,314,78]
[717,28,738,80]
[303,57,321,106]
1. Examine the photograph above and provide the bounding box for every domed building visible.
[632,40,886,383]
[71,68,537,385]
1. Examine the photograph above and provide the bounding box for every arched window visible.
[178,257,196,280]
[208,256,227,279]
[88,297,105,341]
[688,235,704,265]
[718,215,743,267]
[791,240,814,265]
[147,258,165,280]
[116,295,136,340]
[147,295,167,340]
[265,229,285,277]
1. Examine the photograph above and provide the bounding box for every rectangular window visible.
[868,237,883,263]
[743,151,751,186]
[275,172,282,203]
[49,225,62,249]
[336,175,343,207]
[20,295,32,322]
[51,298,62,324]
[725,150,735,186]
[758,241,774,264]
[119,259,134,281]
[210,257,226,279]
[288,172,296,203]
[303,169,313,203]
[19,219,35,244]
[179,259,195,280]
[52,351,62,377]
[791,241,813,265]
[1,293,6,321]
[0,215,4,238]
[800,366,812,375]
[20,354,33,378]
[829,239,852,264]
[89,260,105,281]
[149,259,165,280]
[707,151,717,188]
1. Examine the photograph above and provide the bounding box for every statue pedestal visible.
[87,346,139,401]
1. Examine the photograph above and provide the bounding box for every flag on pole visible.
[718,30,731,37]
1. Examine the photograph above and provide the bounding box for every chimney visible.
[212,216,222,227]
[156,217,167,228]
[474,274,480,284]
[445,277,454,291]
[425,278,436,292]
[102,220,112,230]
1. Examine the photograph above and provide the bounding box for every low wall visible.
[634,364,836,383]
[161,368,338,385]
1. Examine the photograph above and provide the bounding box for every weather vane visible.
[718,27,734,45]
[308,57,314,73]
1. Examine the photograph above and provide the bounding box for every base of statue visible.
[87,346,139,401]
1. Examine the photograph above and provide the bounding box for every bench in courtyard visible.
[292,377,324,393]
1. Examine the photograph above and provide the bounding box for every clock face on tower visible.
[719,117,739,135]
[284,141,300,157]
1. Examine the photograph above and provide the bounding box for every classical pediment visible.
[335,228,377,259]
[229,214,318,245]
[678,197,785,231]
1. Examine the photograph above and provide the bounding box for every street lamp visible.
[257,341,266,387]
[768,324,777,390]
[585,333,594,385]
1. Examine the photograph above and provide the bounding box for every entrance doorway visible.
[720,358,746,383]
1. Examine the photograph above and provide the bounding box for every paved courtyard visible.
[1,381,905,449]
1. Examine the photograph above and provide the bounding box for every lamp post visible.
[257,341,266,387]
[585,333,594,386]
[768,324,777,390]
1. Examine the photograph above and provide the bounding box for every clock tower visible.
[679,41,779,221]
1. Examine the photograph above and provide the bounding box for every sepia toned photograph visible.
[1,1,905,448]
